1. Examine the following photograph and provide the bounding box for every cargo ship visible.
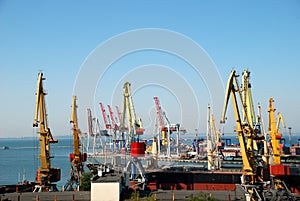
[0,180,36,194]
[144,163,300,194]
[145,165,241,191]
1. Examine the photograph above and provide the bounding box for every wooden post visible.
[153,193,156,201]
[54,193,57,201]
[35,194,39,201]
[18,193,20,201]
[72,193,75,201]
[172,191,174,201]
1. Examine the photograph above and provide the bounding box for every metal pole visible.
[167,124,171,158]
[288,127,292,146]
[176,124,179,156]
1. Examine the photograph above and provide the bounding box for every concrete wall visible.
[91,182,120,201]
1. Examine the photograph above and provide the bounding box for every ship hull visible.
[145,170,300,194]
[146,171,241,191]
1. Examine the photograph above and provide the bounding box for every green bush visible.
[79,173,92,191]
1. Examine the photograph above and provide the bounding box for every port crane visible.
[107,105,119,131]
[108,104,120,151]
[241,69,262,152]
[241,70,256,129]
[221,70,265,200]
[33,72,60,192]
[153,96,180,157]
[115,105,122,127]
[221,70,295,201]
[87,108,94,137]
[64,96,87,191]
[100,102,110,129]
[268,98,286,165]
[121,82,144,145]
[153,96,167,147]
[121,82,146,188]
[206,105,222,170]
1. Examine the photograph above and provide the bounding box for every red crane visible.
[115,105,122,126]
[107,104,118,130]
[154,96,164,131]
[99,102,110,129]
[154,96,170,145]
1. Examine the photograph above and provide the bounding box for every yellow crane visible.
[221,70,264,200]
[221,70,295,201]
[241,69,260,151]
[268,98,286,165]
[207,105,222,170]
[121,82,144,145]
[64,96,86,191]
[241,70,256,128]
[33,72,60,192]
[221,70,258,177]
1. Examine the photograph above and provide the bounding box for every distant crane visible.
[100,102,110,129]
[121,82,146,188]
[107,104,118,131]
[32,72,60,192]
[206,105,221,170]
[121,82,144,145]
[268,98,286,165]
[115,105,122,127]
[87,108,94,137]
[64,96,86,191]
[86,108,94,153]
[153,96,166,146]
[108,104,119,151]
[87,109,106,154]
[153,96,180,157]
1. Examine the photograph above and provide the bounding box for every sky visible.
[0,1,300,139]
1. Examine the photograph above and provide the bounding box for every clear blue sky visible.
[1,1,300,138]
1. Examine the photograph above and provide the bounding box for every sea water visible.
[0,136,75,189]
[0,134,299,189]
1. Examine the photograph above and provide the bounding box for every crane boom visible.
[241,70,256,128]
[154,96,164,130]
[33,72,60,191]
[100,102,110,129]
[87,108,94,136]
[115,105,122,126]
[276,112,286,132]
[221,70,256,175]
[107,105,116,130]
